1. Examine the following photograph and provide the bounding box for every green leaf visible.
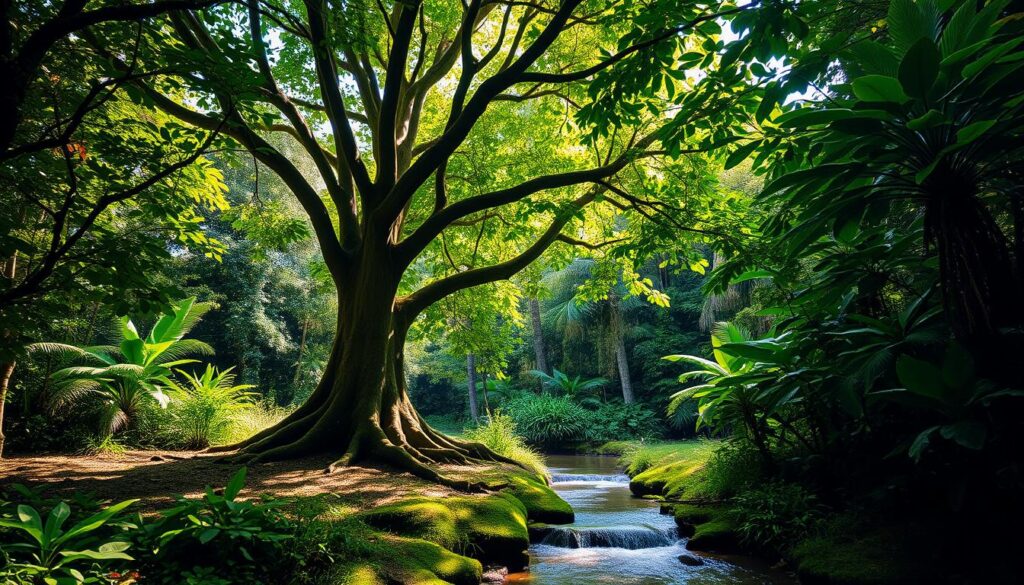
[852,75,909,103]
[895,355,945,400]
[724,140,761,170]
[887,0,937,51]
[940,420,986,450]
[775,107,890,128]
[908,426,940,460]
[955,120,996,146]
[224,466,247,500]
[906,109,945,130]
[899,38,940,98]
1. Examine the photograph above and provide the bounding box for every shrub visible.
[732,480,822,553]
[502,394,594,446]
[164,366,256,449]
[589,402,662,443]
[0,488,137,584]
[133,467,299,584]
[464,413,547,477]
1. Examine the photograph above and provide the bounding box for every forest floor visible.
[0,449,507,511]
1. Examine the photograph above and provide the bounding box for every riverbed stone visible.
[678,553,705,566]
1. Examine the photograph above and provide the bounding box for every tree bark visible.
[208,243,520,489]
[0,252,17,458]
[292,318,309,387]
[529,297,548,392]
[609,293,634,404]
[0,360,13,458]
[466,353,479,423]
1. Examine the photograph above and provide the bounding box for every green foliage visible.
[732,481,822,552]
[502,394,594,446]
[463,413,546,477]
[132,468,298,584]
[0,489,136,585]
[164,366,256,449]
[28,299,214,436]
[587,402,663,443]
[529,368,607,400]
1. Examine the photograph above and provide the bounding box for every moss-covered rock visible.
[629,460,705,499]
[359,493,530,570]
[332,535,482,585]
[686,516,741,553]
[502,474,574,524]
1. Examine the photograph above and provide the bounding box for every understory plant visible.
[0,488,137,584]
[464,412,546,477]
[164,366,256,448]
[502,394,594,446]
[28,299,214,438]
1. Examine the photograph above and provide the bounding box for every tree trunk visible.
[208,245,518,489]
[480,370,490,415]
[609,293,634,404]
[467,353,479,423]
[0,361,13,458]
[0,252,16,458]
[292,318,309,387]
[529,298,548,389]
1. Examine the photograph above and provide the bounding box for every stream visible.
[504,455,795,585]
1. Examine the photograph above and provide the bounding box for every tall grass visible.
[463,413,547,477]
[219,405,293,447]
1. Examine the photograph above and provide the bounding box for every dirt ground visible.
[0,450,493,510]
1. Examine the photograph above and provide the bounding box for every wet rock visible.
[481,566,508,583]
[678,554,705,566]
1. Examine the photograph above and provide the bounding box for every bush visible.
[463,413,547,477]
[732,480,822,553]
[132,467,299,584]
[0,485,137,584]
[163,366,256,449]
[589,402,662,443]
[502,394,594,446]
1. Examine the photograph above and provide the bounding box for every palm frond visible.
[153,339,215,364]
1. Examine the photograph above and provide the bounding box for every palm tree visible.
[542,259,643,403]
[29,298,214,436]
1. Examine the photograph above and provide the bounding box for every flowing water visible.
[504,455,795,585]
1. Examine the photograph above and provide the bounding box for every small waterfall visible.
[551,473,630,483]
[539,525,678,549]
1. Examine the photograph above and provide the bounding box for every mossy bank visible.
[321,471,573,584]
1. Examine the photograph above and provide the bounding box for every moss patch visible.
[629,460,706,499]
[791,528,932,585]
[359,493,530,569]
[686,516,741,553]
[502,474,574,524]
[332,535,482,585]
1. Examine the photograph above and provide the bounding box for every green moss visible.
[332,535,482,585]
[686,517,741,553]
[629,460,706,499]
[359,493,529,568]
[502,474,574,524]
[672,503,717,526]
[791,529,930,585]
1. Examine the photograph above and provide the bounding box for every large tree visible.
[120,0,803,484]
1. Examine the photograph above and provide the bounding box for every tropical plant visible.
[464,413,547,477]
[0,497,137,584]
[165,366,256,449]
[502,394,595,446]
[29,298,214,436]
[529,368,607,401]
[132,467,297,585]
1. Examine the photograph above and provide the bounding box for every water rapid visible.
[504,454,794,585]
